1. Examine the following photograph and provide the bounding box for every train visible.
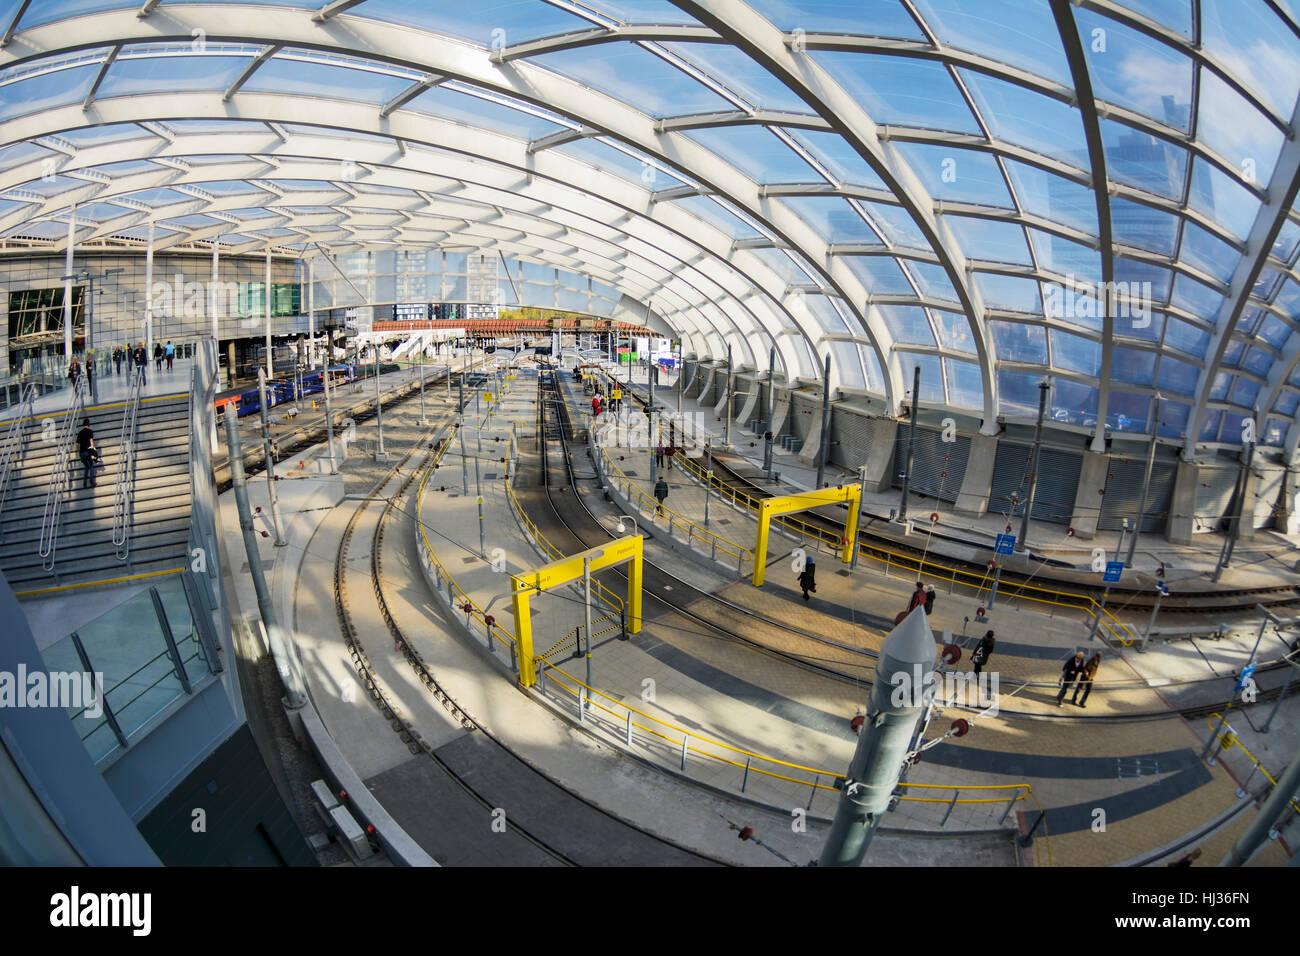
[214,362,399,418]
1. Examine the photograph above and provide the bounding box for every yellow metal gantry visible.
[753,485,862,586]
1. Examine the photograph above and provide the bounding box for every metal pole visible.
[583,555,594,704]
[477,496,486,558]
[373,345,387,460]
[1016,379,1050,552]
[898,364,921,522]
[264,248,273,379]
[723,344,732,448]
[1219,737,1300,865]
[1127,394,1160,567]
[763,345,775,479]
[1088,583,1111,641]
[1260,656,1298,733]
[819,610,933,866]
[419,347,427,425]
[323,357,337,474]
[704,439,712,526]
[850,465,867,570]
[459,424,468,495]
[256,368,286,547]
[1215,441,1256,580]
[1141,586,1165,652]
[987,562,1004,610]
[87,275,99,404]
[223,411,306,709]
[815,350,832,490]
[649,357,657,485]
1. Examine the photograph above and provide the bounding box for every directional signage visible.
[1235,662,1257,693]
[1103,561,1124,583]
[994,533,1016,555]
[1156,581,1170,597]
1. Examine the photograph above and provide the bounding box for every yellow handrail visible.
[1205,714,1300,815]
[13,565,184,597]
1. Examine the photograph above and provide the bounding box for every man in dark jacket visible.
[798,558,817,601]
[653,476,668,516]
[134,344,148,385]
[923,584,936,615]
[75,418,97,489]
[972,630,995,676]
[1056,650,1087,706]
[1072,652,1102,708]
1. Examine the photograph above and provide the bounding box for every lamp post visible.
[1017,378,1051,552]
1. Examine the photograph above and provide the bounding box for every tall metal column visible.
[1214,440,1256,581]
[763,345,775,479]
[1220,744,1300,865]
[723,344,732,448]
[1127,394,1162,567]
[256,368,286,547]
[306,257,315,368]
[64,207,76,364]
[815,351,832,490]
[144,220,154,360]
[373,344,387,461]
[223,412,306,709]
[898,364,921,522]
[264,248,273,379]
[322,354,337,474]
[649,358,657,485]
[819,609,934,866]
[211,241,220,347]
[1017,379,1051,552]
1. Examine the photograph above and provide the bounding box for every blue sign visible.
[1156,581,1169,597]
[1235,663,1257,693]
[994,533,1016,555]
[1103,561,1124,583]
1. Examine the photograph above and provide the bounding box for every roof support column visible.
[308,257,315,369]
[265,248,273,379]
[144,219,154,360]
[63,206,75,363]
[210,240,220,346]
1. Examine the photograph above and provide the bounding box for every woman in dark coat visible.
[797,558,817,601]
[971,630,995,676]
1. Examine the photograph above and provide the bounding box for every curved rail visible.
[0,381,36,533]
[112,367,143,559]
[39,378,84,571]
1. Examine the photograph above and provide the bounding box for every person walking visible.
[665,443,675,471]
[971,630,995,677]
[654,443,664,468]
[908,581,927,613]
[653,476,669,516]
[165,340,175,371]
[67,358,81,390]
[75,417,98,489]
[153,342,164,372]
[85,354,94,392]
[133,343,148,385]
[1056,651,1087,706]
[113,346,123,376]
[1071,651,1102,708]
[923,583,936,615]
[797,557,817,601]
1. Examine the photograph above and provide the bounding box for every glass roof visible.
[0,0,1298,452]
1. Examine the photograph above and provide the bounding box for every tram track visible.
[329,374,722,866]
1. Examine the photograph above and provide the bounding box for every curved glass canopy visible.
[1,0,1298,456]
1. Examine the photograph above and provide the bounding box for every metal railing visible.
[591,441,753,573]
[112,367,143,560]
[39,378,85,572]
[0,381,36,532]
[1204,714,1300,816]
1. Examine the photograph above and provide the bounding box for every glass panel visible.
[1258,315,1292,349]
[879,305,935,345]
[1163,315,1210,356]
[944,358,983,408]
[1075,8,1192,130]
[895,143,1013,207]
[961,71,1089,167]
[350,0,593,45]
[746,0,924,37]
[861,202,930,249]
[1158,399,1190,439]
[914,0,1070,85]
[529,43,732,118]
[1196,69,1285,188]
[1110,198,1179,256]
[1108,391,1152,433]
[1003,161,1098,235]
[831,340,866,389]
[897,352,944,404]
[1157,354,1199,395]
[785,130,887,188]
[1188,159,1261,241]
[21,0,143,29]
[909,261,960,302]
[97,52,251,98]
[1262,418,1289,447]
[974,273,1041,313]
[669,195,760,239]
[783,197,878,242]
[1110,0,1192,36]
[1274,390,1300,416]
[683,126,820,183]
[1179,222,1239,284]
[990,320,1048,364]
[1171,274,1224,319]
[245,55,417,106]
[933,312,976,354]
[584,0,700,24]
[1100,120,1187,201]
[945,217,1032,265]
[1200,0,1300,119]
[0,63,99,123]
[998,368,1047,417]
[1051,330,1102,375]
[1031,231,1102,279]
[1231,378,1261,407]
[812,52,981,132]
[1273,218,1300,263]
[1111,346,1156,385]
[1243,347,1274,377]
[842,256,915,296]
[663,42,812,113]
[406,85,566,139]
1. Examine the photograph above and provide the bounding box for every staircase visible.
[0,393,192,590]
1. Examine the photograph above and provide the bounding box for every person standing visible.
[908,581,927,614]
[165,340,175,371]
[85,354,94,393]
[134,343,148,385]
[653,476,669,516]
[113,346,123,376]
[1071,652,1102,708]
[665,444,675,471]
[971,630,995,677]
[153,341,164,372]
[67,358,81,389]
[654,443,664,468]
[797,558,817,601]
[75,417,97,489]
[923,584,936,615]
[1056,651,1087,706]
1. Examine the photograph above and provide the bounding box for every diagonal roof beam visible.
[313,0,368,23]
[527,126,595,154]
[492,25,718,64]
[1188,92,1300,455]
[657,110,832,133]
[137,0,163,17]
[81,44,121,111]
[224,45,281,103]
[380,74,445,118]
[0,0,30,46]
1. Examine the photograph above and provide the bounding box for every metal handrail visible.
[0,381,36,530]
[39,378,85,571]
[112,367,143,559]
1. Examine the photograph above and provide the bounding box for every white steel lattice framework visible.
[1,1,1300,459]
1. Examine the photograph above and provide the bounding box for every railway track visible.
[329,375,721,866]
[539,366,1300,725]
[598,370,1300,616]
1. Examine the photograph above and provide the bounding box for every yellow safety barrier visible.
[1205,714,1300,815]
[753,485,861,586]
[595,445,752,571]
[511,535,644,687]
[13,565,184,597]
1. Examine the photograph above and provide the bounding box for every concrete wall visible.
[955,434,997,518]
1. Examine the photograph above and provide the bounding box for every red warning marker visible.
[930,512,939,523]
[484,615,495,627]
[951,718,970,737]
[977,606,986,617]
[850,714,865,733]
[738,826,754,841]
[462,603,473,614]
[942,643,961,665]
[1066,527,1075,536]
